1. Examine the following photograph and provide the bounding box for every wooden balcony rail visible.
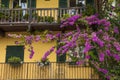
[0,62,99,80]
[0,7,85,25]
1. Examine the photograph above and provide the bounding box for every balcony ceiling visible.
[0,23,76,32]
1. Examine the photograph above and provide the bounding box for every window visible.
[57,54,66,62]
[13,0,19,8]
[69,0,85,7]
[13,0,27,8]
[56,39,66,62]
[69,0,76,7]
[1,0,9,8]
[6,46,24,63]
[68,0,85,15]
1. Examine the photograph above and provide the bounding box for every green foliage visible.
[23,13,29,20]
[62,14,70,19]
[82,4,96,16]
[40,58,50,66]
[68,54,79,62]
[38,16,54,23]
[88,49,98,61]
[23,12,55,23]
[0,12,9,20]
[12,11,23,21]
[8,56,22,64]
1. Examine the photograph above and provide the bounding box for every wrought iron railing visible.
[0,62,99,80]
[0,7,85,25]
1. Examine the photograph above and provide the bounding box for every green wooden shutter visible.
[59,0,67,8]
[28,0,36,8]
[6,46,24,62]
[1,0,9,8]
[56,39,66,62]
[57,54,66,62]
[86,0,94,5]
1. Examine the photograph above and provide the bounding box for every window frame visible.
[6,45,24,63]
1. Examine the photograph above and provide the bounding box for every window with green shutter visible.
[86,0,94,5]
[1,0,9,8]
[57,54,66,62]
[28,0,36,8]
[59,0,67,8]
[69,0,76,7]
[6,46,24,63]
[56,38,66,62]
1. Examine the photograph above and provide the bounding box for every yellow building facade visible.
[0,0,89,63]
[0,0,60,63]
[0,0,100,79]
[0,32,57,62]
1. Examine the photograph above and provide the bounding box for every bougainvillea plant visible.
[8,4,120,80]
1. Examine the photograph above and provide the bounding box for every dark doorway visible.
[13,0,19,8]
[70,0,76,7]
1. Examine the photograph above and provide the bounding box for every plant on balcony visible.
[68,55,79,65]
[38,16,54,23]
[0,12,4,20]
[8,56,23,66]
[37,47,55,67]
[82,4,96,16]
[23,12,39,22]
[23,13,29,21]
[67,46,85,65]
[0,12,9,21]
[37,58,50,67]
[10,5,23,22]
[67,48,79,65]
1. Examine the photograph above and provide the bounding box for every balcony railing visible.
[0,62,99,80]
[0,7,85,25]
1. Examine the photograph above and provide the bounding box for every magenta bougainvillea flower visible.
[114,27,119,34]
[60,15,81,27]
[35,35,41,42]
[105,50,112,56]
[113,54,120,61]
[99,68,108,74]
[92,32,104,47]
[83,41,93,53]
[113,42,120,52]
[25,35,34,44]
[42,46,55,61]
[8,12,120,79]
[99,52,105,62]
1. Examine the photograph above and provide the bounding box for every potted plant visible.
[37,58,50,67]
[8,56,23,66]
[67,46,85,65]
[68,55,79,65]
[67,51,80,65]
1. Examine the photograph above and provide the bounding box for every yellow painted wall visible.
[8,0,59,8]
[36,0,59,21]
[0,32,56,62]
[36,0,59,8]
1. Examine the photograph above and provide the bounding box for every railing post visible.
[28,0,32,31]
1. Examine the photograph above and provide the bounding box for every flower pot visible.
[38,62,50,67]
[69,62,77,65]
[9,62,22,67]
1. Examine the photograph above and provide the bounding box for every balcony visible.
[0,7,85,32]
[0,62,99,80]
